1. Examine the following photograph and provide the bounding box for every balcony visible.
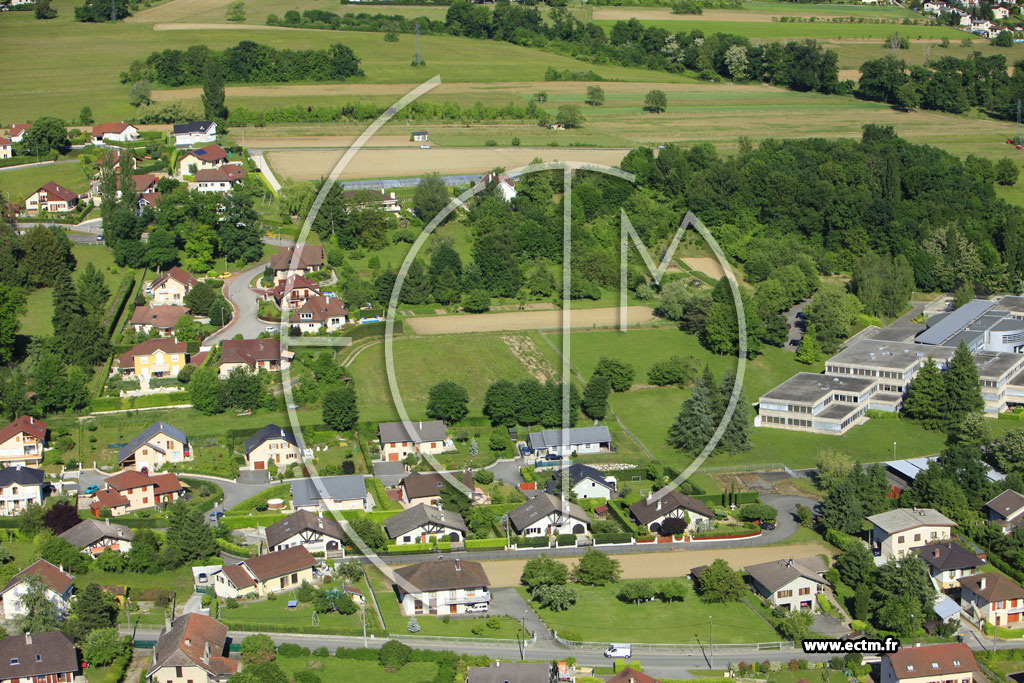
[443,591,491,605]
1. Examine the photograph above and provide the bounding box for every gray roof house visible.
[0,632,78,683]
[467,662,553,683]
[244,424,299,454]
[264,509,345,553]
[986,489,1024,524]
[384,503,468,541]
[394,558,490,593]
[507,492,589,535]
[0,464,44,488]
[543,462,617,499]
[118,421,189,466]
[379,420,447,445]
[867,508,957,534]
[527,426,611,456]
[59,518,134,549]
[629,489,714,531]
[290,475,367,512]
[744,557,830,594]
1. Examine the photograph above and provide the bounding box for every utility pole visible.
[1017,100,1023,146]
[110,0,116,22]
[412,22,424,67]
[709,616,713,670]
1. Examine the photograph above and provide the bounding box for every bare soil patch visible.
[405,306,655,334]
[459,542,832,587]
[266,147,629,182]
[681,256,726,280]
[502,334,556,382]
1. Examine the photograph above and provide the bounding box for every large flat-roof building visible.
[756,372,878,434]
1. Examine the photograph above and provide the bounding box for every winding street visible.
[204,262,272,344]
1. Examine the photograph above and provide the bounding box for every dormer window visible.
[953,660,961,666]
[10,658,18,665]
[931,663,939,669]
[907,665,915,671]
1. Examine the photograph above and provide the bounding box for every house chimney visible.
[656,499,662,512]
[203,642,210,663]
[454,559,461,572]
[934,548,940,558]
[24,633,31,646]
[980,577,987,590]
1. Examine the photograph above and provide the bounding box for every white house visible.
[60,518,134,556]
[527,426,612,458]
[378,420,450,462]
[291,295,348,334]
[994,6,1010,19]
[0,137,11,160]
[7,123,30,144]
[744,557,830,612]
[91,123,140,144]
[290,476,368,513]
[880,643,977,683]
[629,489,714,534]
[0,465,45,516]
[172,121,218,147]
[543,462,617,500]
[264,510,345,554]
[960,572,1024,628]
[481,172,517,202]
[867,508,957,559]
[117,421,190,472]
[191,164,246,194]
[393,558,490,616]
[384,504,468,545]
[210,546,317,599]
[914,542,984,590]
[0,560,74,620]
[508,492,589,537]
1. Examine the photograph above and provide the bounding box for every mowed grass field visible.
[592,17,963,40]
[0,161,90,204]
[19,245,119,337]
[345,332,549,424]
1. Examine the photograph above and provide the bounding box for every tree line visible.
[225,98,542,127]
[124,40,363,88]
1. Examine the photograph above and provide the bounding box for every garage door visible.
[254,461,265,470]
[1009,612,1021,623]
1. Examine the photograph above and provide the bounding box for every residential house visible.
[994,5,1011,18]
[880,643,977,683]
[148,266,201,305]
[384,504,468,545]
[0,415,46,466]
[914,542,985,589]
[218,338,293,378]
[92,122,139,144]
[606,669,659,683]
[466,663,552,683]
[985,489,1024,533]
[7,123,30,144]
[399,471,477,507]
[263,275,321,311]
[191,164,247,193]
[508,492,590,537]
[744,557,830,612]
[138,191,163,213]
[867,508,957,559]
[117,339,188,379]
[0,559,74,620]
[412,131,429,142]
[527,426,612,459]
[0,632,78,683]
[0,137,11,160]
[264,509,345,554]
[270,246,324,284]
[480,172,517,202]
[117,421,190,472]
[290,475,367,512]
[393,558,491,616]
[133,173,159,194]
[89,471,184,516]
[24,182,79,215]
[147,612,238,683]
[130,304,189,337]
[60,518,134,556]
[177,144,229,178]
[960,572,1024,628]
[210,545,317,599]
[629,489,714,534]
[922,1,949,13]
[173,121,218,147]
[292,295,348,334]
[542,463,617,500]
[243,424,301,471]
[0,465,45,516]
[378,420,449,461]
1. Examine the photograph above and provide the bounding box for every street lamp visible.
[709,616,713,670]
[893,442,897,459]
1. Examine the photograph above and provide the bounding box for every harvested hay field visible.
[265,147,630,181]
[682,257,726,280]
[406,306,656,334]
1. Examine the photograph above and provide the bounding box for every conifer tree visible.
[667,369,716,452]
[902,356,947,429]
[944,341,984,425]
[794,329,821,364]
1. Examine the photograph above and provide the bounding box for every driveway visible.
[373,461,407,488]
[485,587,554,646]
[204,262,272,344]
[487,457,525,487]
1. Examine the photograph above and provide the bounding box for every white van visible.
[604,644,631,659]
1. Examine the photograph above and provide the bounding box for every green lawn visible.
[0,161,91,204]
[592,17,963,40]
[19,244,124,337]
[769,671,851,683]
[347,333,543,424]
[277,656,439,683]
[219,587,382,633]
[78,565,197,596]
[366,566,527,639]
[519,583,779,644]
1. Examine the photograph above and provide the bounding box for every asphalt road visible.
[204,262,274,344]
[783,298,810,351]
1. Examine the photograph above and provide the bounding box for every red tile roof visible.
[295,295,348,323]
[1,559,74,596]
[0,137,10,147]
[151,473,184,497]
[105,470,154,492]
[607,668,660,683]
[90,488,129,512]
[0,415,46,444]
[221,564,255,589]
[183,144,228,163]
[219,338,282,369]
[150,613,238,678]
[118,338,187,368]
[194,164,246,183]
[886,643,976,679]
[270,246,323,271]
[150,266,201,291]
[8,123,30,138]
[133,173,159,192]
[139,191,163,206]
[241,545,316,582]
[92,122,135,136]
[34,182,78,204]
[130,304,189,329]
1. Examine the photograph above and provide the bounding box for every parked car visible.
[604,644,631,659]
[84,484,99,495]
[265,326,276,333]
[760,521,776,531]
[465,603,488,613]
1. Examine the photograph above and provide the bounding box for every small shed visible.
[411,131,429,142]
